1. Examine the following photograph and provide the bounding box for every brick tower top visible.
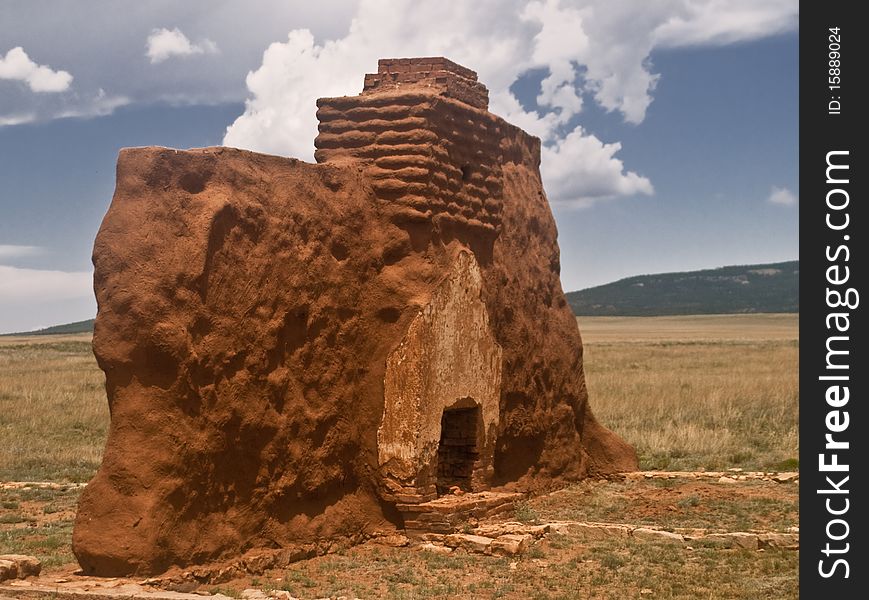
[362,57,489,110]
[315,57,540,235]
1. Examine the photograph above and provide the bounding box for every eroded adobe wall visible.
[72,147,467,576]
[314,57,637,488]
[73,57,636,577]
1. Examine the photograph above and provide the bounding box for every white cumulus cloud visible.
[56,88,131,120]
[146,27,219,64]
[0,245,43,259]
[654,0,799,48]
[768,186,797,206]
[0,113,36,127]
[0,46,73,92]
[224,0,796,206]
[0,265,95,333]
[0,265,92,301]
[542,128,654,207]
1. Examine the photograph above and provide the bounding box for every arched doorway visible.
[436,401,481,495]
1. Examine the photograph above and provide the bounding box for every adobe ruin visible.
[72,57,637,577]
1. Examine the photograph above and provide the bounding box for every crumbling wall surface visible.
[73,146,463,576]
[73,57,636,578]
[485,158,638,488]
[314,56,637,489]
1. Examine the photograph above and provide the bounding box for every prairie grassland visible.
[0,333,107,482]
[578,313,798,343]
[579,313,799,471]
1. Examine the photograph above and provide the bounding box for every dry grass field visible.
[578,314,799,472]
[0,334,107,482]
[0,314,799,598]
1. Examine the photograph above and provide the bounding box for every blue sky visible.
[0,1,798,332]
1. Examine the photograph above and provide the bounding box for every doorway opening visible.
[436,404,480,495]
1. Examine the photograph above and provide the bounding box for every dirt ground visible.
[530,476,799,532]
[1,476,798,599]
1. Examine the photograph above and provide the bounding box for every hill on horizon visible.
[5,260,798,334]
[566,260,798,316]
[2,318,95,337]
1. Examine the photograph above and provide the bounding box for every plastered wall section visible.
[377,251,502,499]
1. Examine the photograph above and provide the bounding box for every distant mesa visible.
[2,318,95,337]
[567,260,799,316]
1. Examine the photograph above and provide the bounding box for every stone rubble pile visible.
[408,519,799,556]
[0,555,40,583]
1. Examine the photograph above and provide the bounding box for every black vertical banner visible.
[800,2,866,597]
